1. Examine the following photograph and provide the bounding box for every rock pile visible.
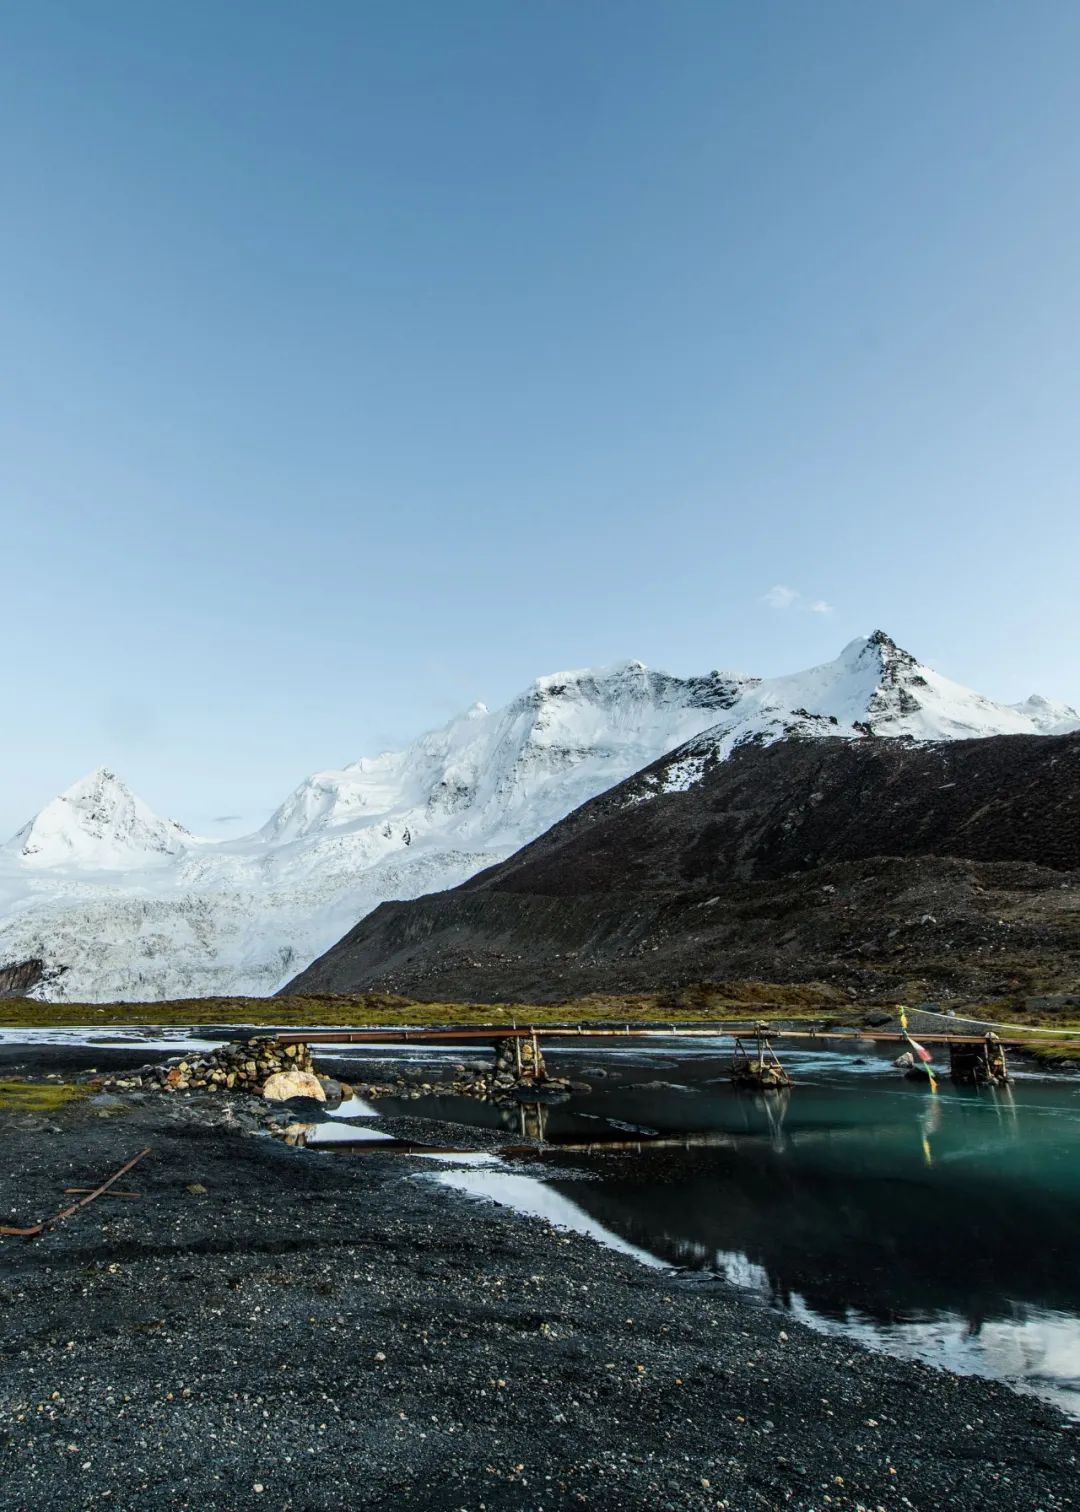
[103,1037,321,1096]
[100,1033,587,1111]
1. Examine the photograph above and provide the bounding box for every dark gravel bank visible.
[0,1093,1075,1512]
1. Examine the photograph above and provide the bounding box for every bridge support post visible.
[731,1022,791,1091]
[493,1035,547,1087]
[949,1031,1009,1086]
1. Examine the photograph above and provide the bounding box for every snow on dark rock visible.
[0,635,1074,1002]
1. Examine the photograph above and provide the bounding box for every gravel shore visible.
[0,1091,1076,1512]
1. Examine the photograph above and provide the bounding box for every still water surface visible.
[330,1039,1080,1415]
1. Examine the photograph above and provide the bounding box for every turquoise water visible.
[349,1040,1080,1414]
[544,1067,1080,1412]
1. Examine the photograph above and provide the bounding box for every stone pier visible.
[493,1035,547,1085]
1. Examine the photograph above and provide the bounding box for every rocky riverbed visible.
[0,1087,1076,1512]
[89,1034,580,1110]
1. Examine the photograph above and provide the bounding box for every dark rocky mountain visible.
[284,732,1080,1004]
[0,959,46,999]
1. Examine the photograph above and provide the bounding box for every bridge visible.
[276,1017,1080,1091]
[278,1023,1053,1047]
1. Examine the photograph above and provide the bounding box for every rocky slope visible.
[285,730,1080,1003]
[2,633,1076,1002]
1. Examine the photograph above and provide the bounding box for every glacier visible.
[0,632,1075,1003]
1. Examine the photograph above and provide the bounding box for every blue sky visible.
[2,0,1079,836]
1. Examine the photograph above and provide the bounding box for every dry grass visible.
[5,980,1078,1046]
[0,981,852,1031]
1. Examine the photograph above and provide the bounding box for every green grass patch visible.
[1014,1035,1080,1065]
[0,1079,89,1113]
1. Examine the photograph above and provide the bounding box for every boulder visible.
[262,1070,326,1103]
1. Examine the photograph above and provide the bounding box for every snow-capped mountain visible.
[1008,693,1080,734]
[0,633,1075,1003]
[7,768,190,870]
[255,662,746,850]
[689,630,1079,754]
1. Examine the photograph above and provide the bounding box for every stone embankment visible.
[100,1036,349,1101]
[98,1033,583,1107]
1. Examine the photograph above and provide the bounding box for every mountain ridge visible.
[285,730,1080,1003]
[1,633,1076,1001]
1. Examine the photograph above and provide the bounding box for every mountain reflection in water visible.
[387,1046,1080,1415]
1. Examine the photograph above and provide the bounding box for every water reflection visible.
[421,1053,1080,1415]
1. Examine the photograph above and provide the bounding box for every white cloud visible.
[762,584,799,610]
[761,585,834,615]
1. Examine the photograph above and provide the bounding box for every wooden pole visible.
[0,1148,152,1239]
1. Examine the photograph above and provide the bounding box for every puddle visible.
[300,1123,396,1145]
[430,1167,663,1269]
[412,1151,499,1166]
[327,1095,380,1119]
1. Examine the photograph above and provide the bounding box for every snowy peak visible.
[6,767,190,870]
[848,631,1038,739]
[677,630,1058,770]
[842,628,920,703]
[258,660,750,846]
[1009,694,1080,735]
[500,661,748,767]
[522,660,749,715]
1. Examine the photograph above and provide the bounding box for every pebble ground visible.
[0,1093,1075,1511]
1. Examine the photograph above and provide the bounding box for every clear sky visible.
[3,0,1079,838]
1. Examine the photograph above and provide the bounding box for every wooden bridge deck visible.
[276,1023,1080,1049]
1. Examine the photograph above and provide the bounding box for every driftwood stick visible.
[63,1189,142,1199]
[47,1149,152,1230]
[0,1149,152,1239]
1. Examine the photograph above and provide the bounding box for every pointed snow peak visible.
[65,766,127,800]
[679,630,1052,761]
[841,629,914,671]
[7,768,189,870]
[54,766,137,816]
[869,630,918,671]
[1010,693,1080,734]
